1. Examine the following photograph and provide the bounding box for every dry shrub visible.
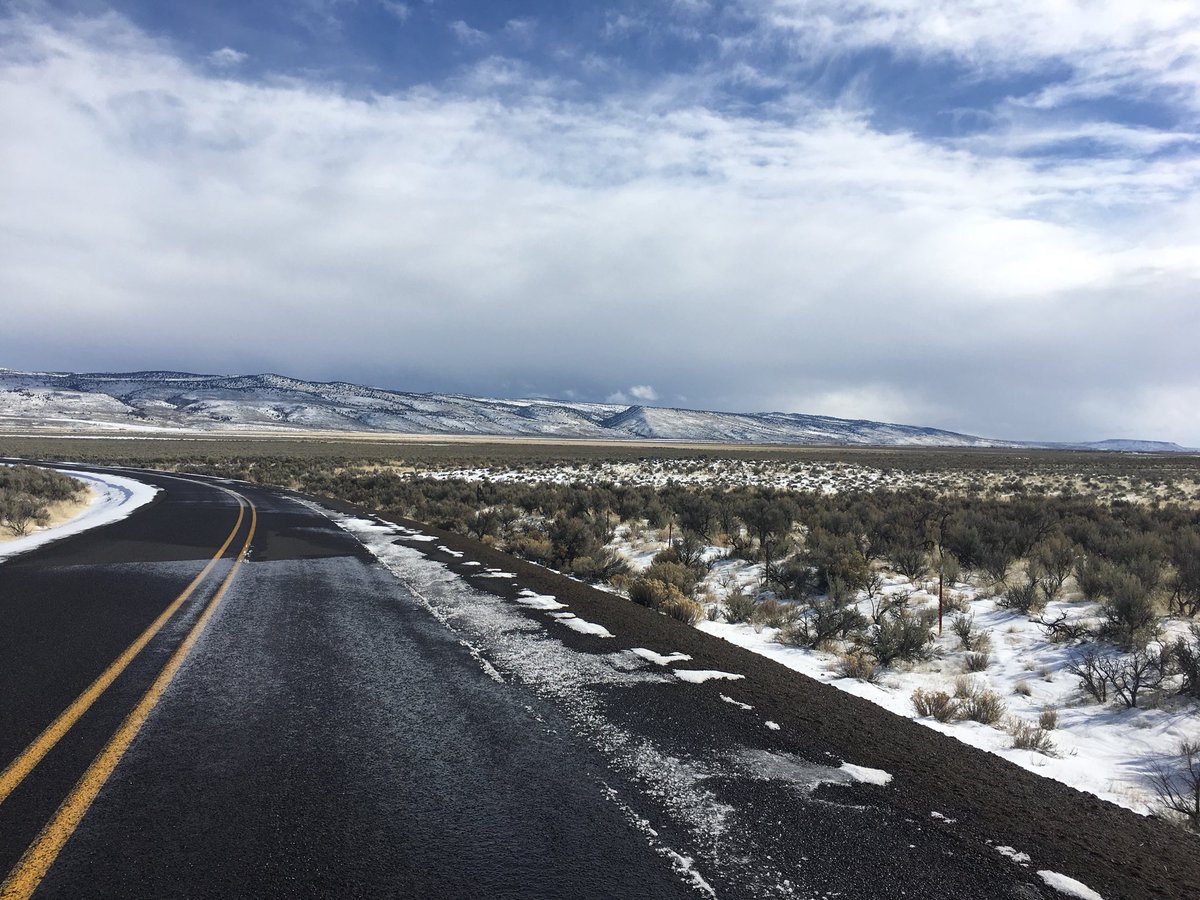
[911,688,959,722]
[1008,718,1058,755]
[1014,680,1032,696]
[659,595,705,625]
[954,678,1007,725]
[628,577,685,609]
[1038,708,1058,730]
[964,652,991,673]
[724,590,757,624]
[837,650,879,683]
[751,598,794,629]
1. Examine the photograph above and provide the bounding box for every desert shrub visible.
[964,652,991,673]
[1171,626,1200,699]
[751,598,798,630]
[723,590,757,624]
[778,593,866,649]
[1168,532,1200,617]
[1009,719,1057,755]
[628,577,685,609]
[865,611,935,667]
[942,590,970,614]
[0,493,51,536]
[1034,611,1095,644]
[1029,533,1077,602]
[804,528,871,592]
[643,560,700,597]
[507,532,553,565]
[889,541,928,586]
[950,613,990,652]
[569,550,630,582]
[1100,571,1158,649]
[0,466,88,535]
[911,688,958,722]
[1066,649,1110,703]
[1075,554,1114,601]
[1039,708,1058,730]
[672,530,708,568]
[955,680,1007,725]
[1100,645,1166,709]
[996,579,1042,614]
[837,650,879,683]
[937,550,962,588]
[1153,739,1200,831]
[659,595,705,625]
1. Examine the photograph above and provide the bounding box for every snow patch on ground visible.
[674,669,745,684]
[691,586,1196,814]
[515,589,567,611]
[0,468,158,562]
[1038,870,1104,899]
[632,648,693,666]
[995,845,1031,865]
[839,763,893,786]
[764,721,780,731]
[720,694,753,710]
[552,613,615,638]
[664,849,717,899]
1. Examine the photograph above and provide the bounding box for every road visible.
[0,466,1194,898]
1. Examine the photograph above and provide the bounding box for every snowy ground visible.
[412,457,1199,506]
[0,468,159,562]
[610,522,1200,818]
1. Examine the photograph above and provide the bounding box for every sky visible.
[1,1,1198,444]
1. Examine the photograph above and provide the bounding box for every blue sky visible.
[2,0,1199,442]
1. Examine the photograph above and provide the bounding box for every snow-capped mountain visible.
[0,369,1186,450]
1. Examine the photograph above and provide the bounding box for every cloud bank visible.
[0,4,1197,443]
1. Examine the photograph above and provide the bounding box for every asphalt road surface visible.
[0,465,1195,899]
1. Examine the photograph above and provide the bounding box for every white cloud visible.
[449,19,487,46]
[378,1,410,23]
[629,385,659,402]
[206,47,247,68]
[0,9,1197,444]
[751,1,1200,111]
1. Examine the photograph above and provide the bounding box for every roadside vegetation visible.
[5,435,1200,825]
[0,464,87,536]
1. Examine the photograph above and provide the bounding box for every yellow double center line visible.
[0,487,257,900]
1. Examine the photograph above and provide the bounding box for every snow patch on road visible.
[0,467,158,562]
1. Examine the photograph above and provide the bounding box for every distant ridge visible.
[0,368,1187,451]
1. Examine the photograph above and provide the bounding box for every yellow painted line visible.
[0,499,257,900]
[0,493,247,808]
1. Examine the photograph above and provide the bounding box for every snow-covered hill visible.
[0,368,1186,450]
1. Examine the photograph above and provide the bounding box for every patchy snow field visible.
[0,468,158,561]
[412,456,1198,506]
[607,521,1199,817]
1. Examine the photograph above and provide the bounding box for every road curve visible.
[0,465,1194,899]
